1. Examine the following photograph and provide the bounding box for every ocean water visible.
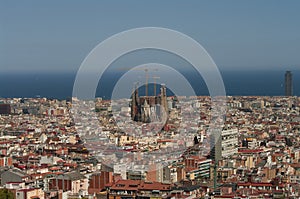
[0,70,299,99]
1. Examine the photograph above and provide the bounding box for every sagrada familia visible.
[131,84,168,123]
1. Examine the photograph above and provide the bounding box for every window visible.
[117,184,125,187]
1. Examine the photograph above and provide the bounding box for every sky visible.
[1,0,300,73]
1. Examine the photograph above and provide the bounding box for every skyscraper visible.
[285,71,293,96]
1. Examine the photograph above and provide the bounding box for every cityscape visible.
[0,71,299,199]
[1,1,300,199]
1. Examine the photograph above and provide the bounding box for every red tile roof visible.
[108,179,172,191]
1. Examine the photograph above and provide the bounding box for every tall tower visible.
[285,71,293,96]
[160,84,168,116]
[131,83,141,121]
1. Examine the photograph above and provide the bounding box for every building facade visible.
[210,129,239,161]
[131,84,168,123]
[221,129,239,158]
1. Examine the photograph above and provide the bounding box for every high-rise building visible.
[221,129,238,158]
[210,128,238,161]
[285,71,293,96]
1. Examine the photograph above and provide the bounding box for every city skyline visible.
[1,2,300,198]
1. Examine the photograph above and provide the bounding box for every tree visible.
[0,188,14,199]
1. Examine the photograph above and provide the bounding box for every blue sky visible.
[1,0,300,73]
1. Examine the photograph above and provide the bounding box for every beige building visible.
[16,188,44,199]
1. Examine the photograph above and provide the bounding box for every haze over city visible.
[0,1,300,199]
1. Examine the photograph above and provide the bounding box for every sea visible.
[0,70,299,100]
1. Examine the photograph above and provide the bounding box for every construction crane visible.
[152,76,160,96]
[145,68,149,97]
[117,67,159,97]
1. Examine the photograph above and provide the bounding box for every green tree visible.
[0,188,14,199]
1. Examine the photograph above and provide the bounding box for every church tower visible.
[131,83,141,121]
[160,84,168,119]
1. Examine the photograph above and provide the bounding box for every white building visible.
[222,129,238,158]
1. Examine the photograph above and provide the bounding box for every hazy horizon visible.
[1,1,300,73]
